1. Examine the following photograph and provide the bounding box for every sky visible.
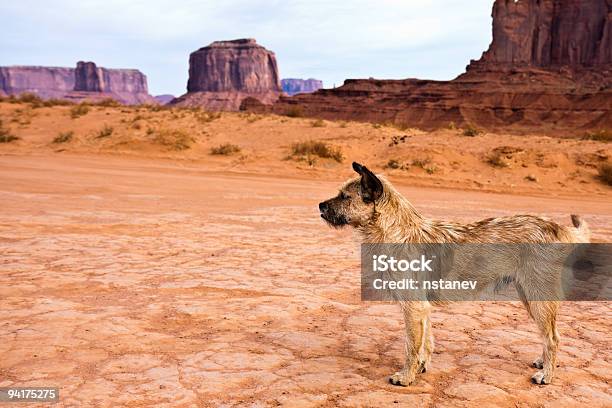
[0,0,494,96]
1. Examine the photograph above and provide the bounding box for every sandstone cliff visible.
[244,0,611,134]
[281,78,323,96]
[0,62,154,105]
[171,39,281,110]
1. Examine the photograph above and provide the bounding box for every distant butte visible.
[170,39,282,110]
[244,0,612,134]
[0,61,154,105]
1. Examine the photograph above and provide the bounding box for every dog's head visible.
[318,162,383,228]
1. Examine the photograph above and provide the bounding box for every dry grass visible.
[95,125,114,139]
[53,131,74,144]
[195,111,222,124]
[463,124,482,137]
[583,129,612,142]
[598,163,612,185]
[290,140,343,163]
[311,119,326,128]
[70,104,90,119]
[210,143,241,156]
[411,157,438,174]
[284,106,304,118]
[153,129,194,150]
[0,119,19,143]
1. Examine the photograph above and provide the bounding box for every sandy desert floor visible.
[0,102,611,407]
[0,153,610,408]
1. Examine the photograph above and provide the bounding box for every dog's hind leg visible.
[528,301,560,385]
[516,283,544,368]
[390,301,431,386]
[418,315,434,373]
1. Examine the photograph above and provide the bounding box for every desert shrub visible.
[311,119,326,128]
[291,140,343,163]
[196,111,222,124]
[0,119,19,143]
[210,143,241,155]
[285,106,304,118]
[583,129,612,142]
[487,151,509,168]
[246,114,262,123]
[463,124,482,137]
[95,125,114,139]
[372,123,383,129]
[153,129,194,150]
[339,122,348,128]
[70,103,90,118]
[447,121,457,130]
[95,98,121,107]
[53,131,74,143]
[18,93,44,107]
[598,163,612,185]
[386,159,402,169]
[43,98,73,107]
[411,157,437,174]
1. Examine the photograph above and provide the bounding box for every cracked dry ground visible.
[0,154,610,408]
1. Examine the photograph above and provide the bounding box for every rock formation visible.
[154,94,175,105]
[170,39,281,110]
[281,78,323,95]
[244,0,611,134]
[0,62,155,104]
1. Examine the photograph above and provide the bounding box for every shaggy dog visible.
[319,162,590,386]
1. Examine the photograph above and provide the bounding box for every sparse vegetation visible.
[11,107,36,125]
[411,157,438,174]
[386,159,402,169]
[462,124,482,137]
[447,121,457,130]
[487,151,509,168]
[285,106,304,118]
[0,119,19,143]
[95,125,114,139]
[210,143,241,156]
[53,131,74,144]
[43,98,73,107]
[70,104,90,119]
[583,129,612,142]
[17,93,44,108]
[311,119,326,128]
[598,163,612,185]
[290,140,343,163]
[153,129,194,150]
[246,114,262,123]
[95,98,121,107]
[195,111,222,124]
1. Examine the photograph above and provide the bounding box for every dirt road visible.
[0,154,610,407]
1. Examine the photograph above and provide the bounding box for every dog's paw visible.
[531,370,551,385]
[389,371,415,387]
[418,361,428,373]
[532,357,544,369]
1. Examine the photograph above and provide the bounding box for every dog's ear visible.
[352,162,383,203]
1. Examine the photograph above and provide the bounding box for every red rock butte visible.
[0,61,155,105]
[170,38,282,111]
[244,0,612,134]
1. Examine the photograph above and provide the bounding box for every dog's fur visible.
[319,162,590,386]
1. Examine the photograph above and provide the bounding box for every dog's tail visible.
[570,214,591,243]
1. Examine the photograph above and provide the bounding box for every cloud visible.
[0,0,493,95]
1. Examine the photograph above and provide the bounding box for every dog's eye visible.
[339,192,349,200]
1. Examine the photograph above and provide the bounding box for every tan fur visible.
[320,169,590,386]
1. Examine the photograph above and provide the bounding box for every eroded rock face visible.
[281,78,323,96]
[471,0,611,69]
[171,39,281,110]
[245,0,612,134]
[0,62,154,104]
[0,66,74,99]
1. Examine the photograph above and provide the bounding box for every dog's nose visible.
[319,202,327,212]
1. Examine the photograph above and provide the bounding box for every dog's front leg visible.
[390,301,431,386]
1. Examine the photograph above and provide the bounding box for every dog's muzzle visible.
[319,201,348,227]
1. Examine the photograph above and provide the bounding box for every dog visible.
[318,162,590,386]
